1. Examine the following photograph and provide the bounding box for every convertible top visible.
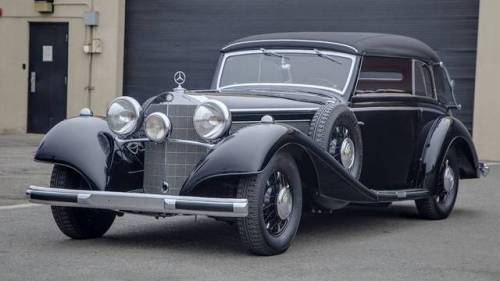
[221,32,440,63]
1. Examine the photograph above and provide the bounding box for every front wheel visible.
[50,165,116,239]
[237,152,302,255]
[415,154,459,220]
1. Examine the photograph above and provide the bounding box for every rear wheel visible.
[415,154,459,220]
[237,152,302,255]
[50,165,116,239]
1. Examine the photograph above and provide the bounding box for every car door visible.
[351,58,445,190]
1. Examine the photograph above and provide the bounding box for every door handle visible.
[30,72,36,93]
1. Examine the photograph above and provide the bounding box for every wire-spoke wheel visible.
[309,103,363,178]
[329,125,356,172]
[416,154,459,220]
[237,152,302,256]
[263,170,293,236]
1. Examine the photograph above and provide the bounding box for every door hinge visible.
[64,76,67,85]
[65,33,68,42]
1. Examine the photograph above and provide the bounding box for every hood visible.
[184,89,337,121]
[143,89,339,122]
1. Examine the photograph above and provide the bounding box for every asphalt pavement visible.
[0,134,499,281]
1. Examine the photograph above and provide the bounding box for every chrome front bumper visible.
[26,185,248,217]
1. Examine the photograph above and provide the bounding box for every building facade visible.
[0,0,498,160]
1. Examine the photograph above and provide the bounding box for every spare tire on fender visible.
[308,102,363,179]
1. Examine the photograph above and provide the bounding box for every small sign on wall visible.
[42,45,53,62]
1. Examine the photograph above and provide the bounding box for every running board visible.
[374,189,431,202]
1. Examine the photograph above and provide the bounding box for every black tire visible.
[415,153,459,220]
[309,102,363,179]
[50,165,116,239]
[237,152,302,256]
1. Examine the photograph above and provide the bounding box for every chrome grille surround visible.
[144,103,208,195]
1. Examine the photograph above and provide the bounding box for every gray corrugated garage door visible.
[124,0,479,130]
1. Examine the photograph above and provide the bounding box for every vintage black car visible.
[27,32,488,255]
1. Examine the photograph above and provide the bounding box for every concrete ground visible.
[0,134,49,206]
[0,134,499,281]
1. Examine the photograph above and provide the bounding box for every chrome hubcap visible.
[263,170,292,236]
[329,125,356,173]
[443,163,455,194]
[340,138,355,169]
[276,187,293,220]
[437,159,455,205]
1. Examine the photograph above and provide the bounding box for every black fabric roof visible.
[221,32,440,63]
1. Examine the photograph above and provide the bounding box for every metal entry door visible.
[27,22,68,133]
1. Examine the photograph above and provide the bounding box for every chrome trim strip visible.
[168,138,214,149]
[26,185,248,218]
[352,106,444,115]
[216,49,357,95]
[221,39,359,53]
[358,77,403,81]
[114,137,213,149]
[231,107,318,113]
[233,119,311,124]
[114,137,149,145]
[219,83,342,94]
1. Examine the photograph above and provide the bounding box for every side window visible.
[413,61,434,98]
[433,66,455,105]
[356,57,412,94]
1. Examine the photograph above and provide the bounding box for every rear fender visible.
[420,116,479,190]
[35,117,143,191]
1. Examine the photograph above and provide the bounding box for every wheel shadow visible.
[55,203,482,256]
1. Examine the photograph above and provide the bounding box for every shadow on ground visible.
[51,203,483,256]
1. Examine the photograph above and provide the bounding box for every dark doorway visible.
[28,22,68,134]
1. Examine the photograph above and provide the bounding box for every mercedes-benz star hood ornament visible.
[173,71,186,93]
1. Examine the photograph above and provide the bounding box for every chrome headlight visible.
[145,112,172,143]
[193,100,231,141]
[106,97,143,136]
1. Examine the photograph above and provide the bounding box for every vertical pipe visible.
[86,0,95,108]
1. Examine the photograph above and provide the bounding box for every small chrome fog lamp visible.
[145,112,172,143]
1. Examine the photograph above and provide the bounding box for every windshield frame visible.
[216,49,358,95]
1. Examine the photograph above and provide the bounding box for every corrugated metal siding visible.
[124,0,479,130]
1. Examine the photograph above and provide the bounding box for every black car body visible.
[27,32,488,255]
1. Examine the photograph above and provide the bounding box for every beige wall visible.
[473,0,500,161]
[0,0,125,134]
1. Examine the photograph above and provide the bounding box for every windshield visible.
[217,49,356,95]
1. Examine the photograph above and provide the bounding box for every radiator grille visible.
[143,103,208,195]
[143,103,312,195]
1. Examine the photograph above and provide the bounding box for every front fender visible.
[181,124,377,203]
[181,124,292,194]
[35,117,143,191]
[421,116,479,189]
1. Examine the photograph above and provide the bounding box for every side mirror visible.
[450,79,455,89]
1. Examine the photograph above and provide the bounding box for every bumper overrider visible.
[26,185,248,217]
